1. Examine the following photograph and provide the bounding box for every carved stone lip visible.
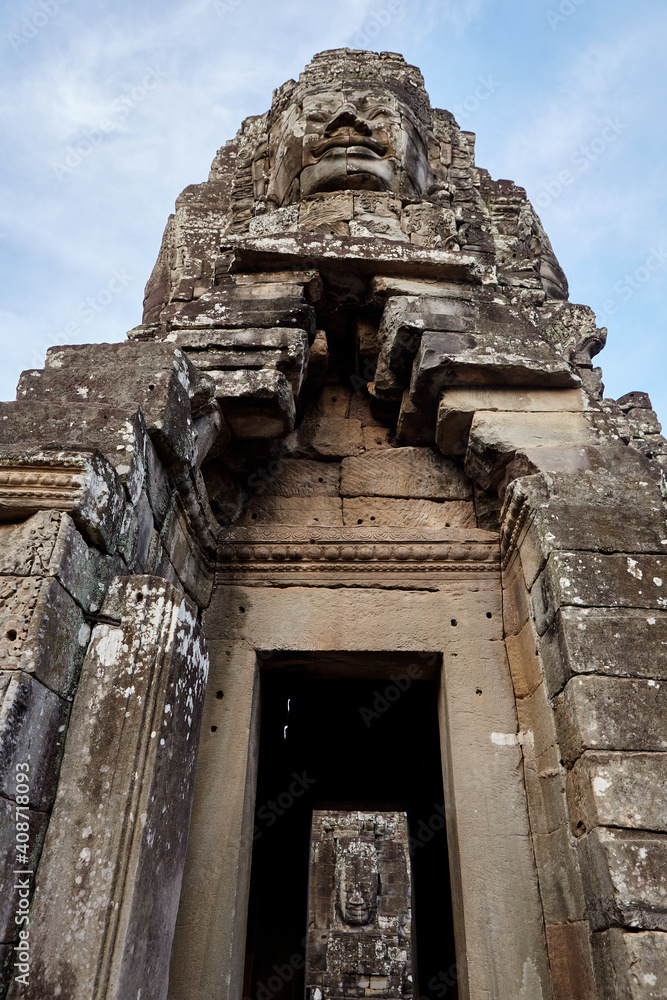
[310,135,387,159]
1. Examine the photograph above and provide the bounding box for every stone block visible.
[0,449,125,555]
[27,341,210,467]
[618,392,653,412]
[362,425,393,450]
[341,497,475,529]
[52,514,125,614]
[268,459,341,497]
[501,556,531,637]
[0,403,148,506]
[193,407,230,468]
[212,369,296,439]
[443,386,588,414]
[303,329,329,391]
[517,681,570,837]
[285,415,364,460]
[532,825,586,923]
[522,741,568,837]
[592,927,667,999]
[504,620,542,698]
[340,447,471,500]
[378,294,478,381]
[504,473,667,589]
[436,387,587,457]
[409,327,578,410]
[367,275,478,309]
[145,435,172,527]
[160,499,212,608]
[545,922,599,1000]
[170,282,317,338]
[532,551,667,637]
[0,671,69,811]
[579,827,667,931]
[0,510,66,579]
[0,797,48,943]
[0,575,88,698]
[356,316,381,356]
[540,607,667,698]
[238,496,343,527]
[9,577,209,1000]
[172,326,309,396]
[638,433,667,459]
[395,391,435,446]
[0,510,117,614]
[465,411,593,490]
[626,408,662,437]
[371,352,406,402]
[555,676,667,767]
[233,269,323,304]
[567,752,667,836]
[401,203,458,247]
[312,386,351,419]
[224,232,478,286]
[118,489,156,574]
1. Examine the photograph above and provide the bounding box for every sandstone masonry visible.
[1,48,665,1000]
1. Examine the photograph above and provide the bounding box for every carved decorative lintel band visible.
[217,526,500,573]
[0,464,86,507]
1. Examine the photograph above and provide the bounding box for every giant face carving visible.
[268,85,432,207]
[335,841,378,927]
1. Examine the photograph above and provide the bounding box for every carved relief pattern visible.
[217,525,499,574]
[0,465,85,506]
[0,576,43,667]
[0,511,63,577]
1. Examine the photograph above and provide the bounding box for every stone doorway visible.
[242,653,457,1000]
[169,568,552,1000]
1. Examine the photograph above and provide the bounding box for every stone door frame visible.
[167,530,555,1000]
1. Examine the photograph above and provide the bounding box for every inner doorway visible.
[243,652,458,1000]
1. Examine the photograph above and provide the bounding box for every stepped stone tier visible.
[1,47,666,1000]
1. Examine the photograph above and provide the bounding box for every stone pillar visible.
[500,468,667,999]
[7,575,208,1000]
[167,645,260,1000]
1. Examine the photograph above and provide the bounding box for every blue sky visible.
[2,0,666,423]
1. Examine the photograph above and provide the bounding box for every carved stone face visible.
[336,842,378,926]
[268,85,431,207]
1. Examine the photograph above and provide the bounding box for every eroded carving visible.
[307,811,414,1000]
[269,87,432,207]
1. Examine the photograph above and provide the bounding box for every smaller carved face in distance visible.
[268,86,431,206]
[335,841,378,927]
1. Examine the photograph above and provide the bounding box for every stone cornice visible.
[221,233,490,283]
[0,464,85,508]
[216,525,500,581]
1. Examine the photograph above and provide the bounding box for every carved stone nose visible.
[325,106,372,136]
[348,889,364,905]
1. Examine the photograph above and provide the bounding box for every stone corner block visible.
[579,827,667,932]
[0,449,125,555]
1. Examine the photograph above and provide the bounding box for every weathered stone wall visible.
[0,344,215,997]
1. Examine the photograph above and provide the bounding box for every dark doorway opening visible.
[243,653,458,1000]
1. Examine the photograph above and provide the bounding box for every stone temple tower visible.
[1,48,666,1000]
